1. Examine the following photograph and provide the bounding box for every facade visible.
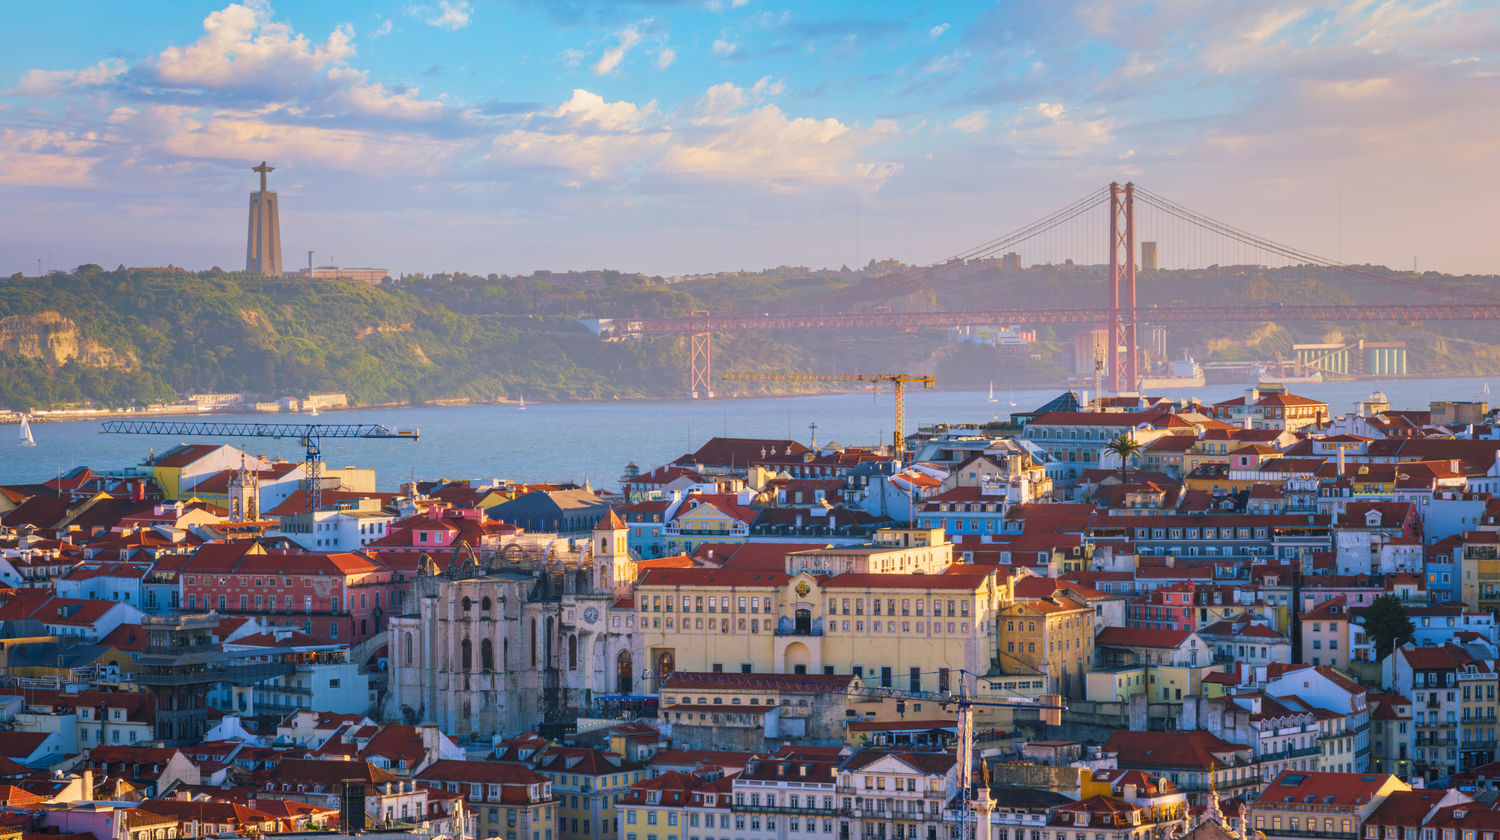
[632,564,1009,694]
[387,517,640,736]
[1249,770,1407,840]
[416,760,556,840]
[995,594,1094,698]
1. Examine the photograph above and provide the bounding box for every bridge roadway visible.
[600,304,1500,338]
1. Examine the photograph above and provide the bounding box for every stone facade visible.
[386,516,642,738]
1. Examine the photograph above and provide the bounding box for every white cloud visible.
[560,48,585,68]
[372,18,393,38]
[554,89,656,132]
[712,37,738,58]
[751,76,785,97]
[949,110,988,134]
[152,2,355,89]
[594,24,644,76]
[655,47,677,70]
[9,59,126,96]
[421,0,472,31]
[928,23,949,39]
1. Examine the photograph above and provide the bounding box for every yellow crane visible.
[720,372,935,452]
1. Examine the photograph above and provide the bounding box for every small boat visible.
[987,382,997,403]
[518,395,527,411]
[18,414,35,447]
[1008,390,1017,408]
[309,402,319,416]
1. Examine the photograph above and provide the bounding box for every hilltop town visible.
[0,385,1498,839]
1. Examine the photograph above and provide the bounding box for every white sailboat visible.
[987,382,997,403]
[308,402,319,417]
[18,415,35,447]
[1008,390,1017,408]
[518,395,527,411]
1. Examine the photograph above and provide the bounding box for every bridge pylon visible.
[688,310,713,399]
[1108,181,1139,393]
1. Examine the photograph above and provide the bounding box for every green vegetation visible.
[0,262,1496,411]
[1363,594,1415,661]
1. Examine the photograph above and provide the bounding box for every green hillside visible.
[0,263,1497,411]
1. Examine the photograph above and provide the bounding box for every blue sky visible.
[2,0,1498,276]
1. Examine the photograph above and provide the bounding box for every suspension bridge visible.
[591,182,1500,394]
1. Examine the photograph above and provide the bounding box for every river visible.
[4,377,1494,491]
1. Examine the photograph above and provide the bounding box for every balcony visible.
[775,628,824,637]
[733,803,840,818]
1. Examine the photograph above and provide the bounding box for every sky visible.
[2,0,1498,278]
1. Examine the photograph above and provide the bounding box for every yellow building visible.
[634,565,1012,694]
[1461,532,1500,612]
[532,747,645,840]
[996,594,1094,698]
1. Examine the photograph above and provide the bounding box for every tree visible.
[1364,594,1415,661]
[1104,433,1143,484]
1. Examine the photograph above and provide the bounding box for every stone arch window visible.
[546,616,554,661]
[461,638,472,671]
[617,651,633,694]
[656,650,675,680]
[462,596,472,612]
[481,639,495,672]
[481,596,492,613]
[403,632,413,667]
[568,635,577,671]
[530,618,537,665]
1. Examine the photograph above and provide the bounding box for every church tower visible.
[228,458,260,522]
[592,510,632,597]
[245,161,283,276]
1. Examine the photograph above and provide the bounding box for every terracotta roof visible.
[1102,730,1250,771]
[1095,627,1194,649]
[1256,770,1397,807]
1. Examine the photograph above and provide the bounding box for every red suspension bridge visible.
[591,183,1500,394]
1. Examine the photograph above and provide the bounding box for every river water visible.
[4,377,1494,491]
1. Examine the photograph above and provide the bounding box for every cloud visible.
[594,24,644,76]
[712,37,738,58]
[9,59,127,96]
[949,110,988,134]
[655,47,676,70]
[929,23,949,39]
[417,0,472,31]
[372,18,393,38]
[150,2,355,90]
[559,48,585,68]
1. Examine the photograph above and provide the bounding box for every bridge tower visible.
[688,310,713,398]
[1107,181,1139,393]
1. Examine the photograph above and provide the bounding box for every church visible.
[386,513,643,737]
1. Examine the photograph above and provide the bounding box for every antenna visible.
[308,251,314,276]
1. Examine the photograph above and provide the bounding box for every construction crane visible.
[720,372,935,452]
[101,420,420,513]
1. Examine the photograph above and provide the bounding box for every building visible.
[246,161,282,276]
[656,671,856,752]
[995,594,1094,698]
[387,516,640,736]
[1249,770,1408,840]
[836,749,957,840]
[414,759,556,838]
[632,563,1009,695]
[529,746,644,840]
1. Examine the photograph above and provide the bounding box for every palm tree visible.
[1104,433,1143,485]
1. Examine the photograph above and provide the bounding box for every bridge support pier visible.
[1108,181,1139,393]
[688,310,713,399]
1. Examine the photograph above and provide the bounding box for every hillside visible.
[1,263,1497,411]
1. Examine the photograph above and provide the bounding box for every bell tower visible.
[592,509,632,596]
[228,456,260,522]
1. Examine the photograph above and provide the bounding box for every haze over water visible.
[5,377,1494,492]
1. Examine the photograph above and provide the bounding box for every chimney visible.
[1337,447,1346,475]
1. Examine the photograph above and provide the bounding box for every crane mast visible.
[101,420,420,513]
[720,372,935,453]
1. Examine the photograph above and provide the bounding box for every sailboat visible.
[1008,390,1017,408]
[18,414,35,447]
[987,382,997,403]
[518,395,527,411]
[308,402,319,417]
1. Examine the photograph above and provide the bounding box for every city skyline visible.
[2,0,1498,277]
